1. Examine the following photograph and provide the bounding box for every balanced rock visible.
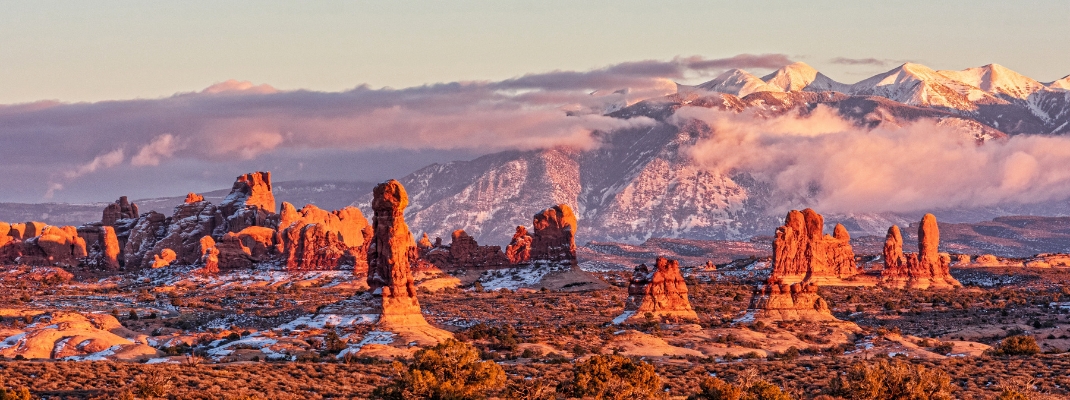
[880,214,962,289]
[505,226,533,264]
[772,209,859,284]
[746,280,837,322]
[615,257,698,323]
[528,204,578,266]
[367,180,427,327]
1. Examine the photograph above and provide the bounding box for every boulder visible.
[880,214,962,289]
[615,257,698,323]
[151,249,177,268]
[772,209,859,284]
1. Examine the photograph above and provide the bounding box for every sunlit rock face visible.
[881,214,962,289]
[771,209,859,285]
[616,257,698,323]
[367,179,427,327]
[529,204,578,266]
[747,281,838,322]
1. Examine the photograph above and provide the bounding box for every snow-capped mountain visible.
[937,63,1046,101]
[1050,75,1070,91]
[695,69,779,97]
[846,62,1000,110]
[760,62,849,93]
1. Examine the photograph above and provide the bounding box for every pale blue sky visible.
[1,0,1068,104]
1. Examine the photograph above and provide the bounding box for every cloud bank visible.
[0,54,789,201]
[681,106,1070,214]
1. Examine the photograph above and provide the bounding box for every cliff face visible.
[771,209,859,285]
[881,214,962,289]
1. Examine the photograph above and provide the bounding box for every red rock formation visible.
[880,214,962,289]
[276,203,372,271]
[151,249,177,268]
[123,211,168,268]
[746,280,837,322]
[417,233,433,252]
[367,180,426,327]
[422,229,508,270]
[771,209,859,284]
[196,236,220,275]
[505,226,532,264]
[31,226,88,265]
[185,193,205,203]
[100,226,120,269]
[216,171,276,234]
[528,204,578,265]
[102,196,139,226]
[616,257,698,323]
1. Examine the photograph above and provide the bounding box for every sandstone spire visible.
[367,180,426,326]
[528,204,578,266]
[614,257,698,324]
[880,214,962,289]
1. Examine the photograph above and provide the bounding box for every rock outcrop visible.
[421,229,509,270]
[880,214,963,289]
[615,257,698,323]
[276,203,372,271]
[215,171,276,235]
[528,204,578,266]
[505,226,533,264]
[0,312,158,361]
[367,180,428,327]
[771,209,859,284]
[101,196,139,226]
[745,280,838,322]
[184,192,205,203]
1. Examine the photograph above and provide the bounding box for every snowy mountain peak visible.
[938,63,1046,100]
[848,62,997,110]
[761,62,819,91]
[1050,75,1070,91]
[696,69,779,97]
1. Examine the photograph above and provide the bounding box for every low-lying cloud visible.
[0,54,790,201]
[681,106,1070,214]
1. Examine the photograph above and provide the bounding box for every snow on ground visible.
[337,331,396,358]
[206,337,279,358]
[478,265,566,290]
[612,311,636,325]
[277,314,379,331]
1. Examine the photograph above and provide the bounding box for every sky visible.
[0,1,1068,203]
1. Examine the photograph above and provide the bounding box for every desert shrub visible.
[371,339,505,400]
[995,390,1028,400]
[991,335,1040,356]
[133,368,174,398]
[558,354,662,400]
[0,387,32,400]
[931,342,954,356]
[829,358,953,400]
[689,376,790,400]
[503,377,556,400]
[324,331,348,354]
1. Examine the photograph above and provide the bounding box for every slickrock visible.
[745,280,838,322]
[216,171,276,234]
[421,229,508,269]
[772,209,859,284]
[505,226,533,264]
[880,214,962,289]
[528,204,578,265]
[0,312,158,361]
[276,203,372,271]
[614,257,698,324]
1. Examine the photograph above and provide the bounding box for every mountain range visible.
[6,62,1070,247]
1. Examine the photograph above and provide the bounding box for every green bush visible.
[829,359,953,400]
[371,339,506,400]
[559,354,662,400]
[992,335,1040,356]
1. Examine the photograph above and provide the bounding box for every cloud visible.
[131,134,183,166]
[0,54,792,199]
[680,106,1070,214]
[828,57,903,67]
